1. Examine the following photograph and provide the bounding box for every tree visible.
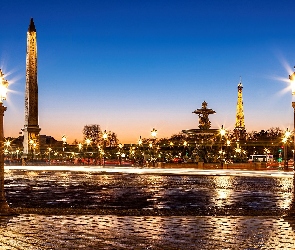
[107,131,119,147]
[82,124,101,145]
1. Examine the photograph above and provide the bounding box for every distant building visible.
[234,78,246,140]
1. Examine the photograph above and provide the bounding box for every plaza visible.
[0,167,295,249]
[2,2,295,249]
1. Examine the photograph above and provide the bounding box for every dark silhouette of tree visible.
[83,124,101,145]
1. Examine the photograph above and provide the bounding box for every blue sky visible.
[1,0,295,143]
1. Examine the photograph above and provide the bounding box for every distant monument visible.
[183,101,218,136]
[234,78,246,140]
[22,18,41,159]
[193,101,216,130]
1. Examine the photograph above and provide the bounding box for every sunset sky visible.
[1,0,295,143]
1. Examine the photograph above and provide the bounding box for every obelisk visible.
[22,18,41,159]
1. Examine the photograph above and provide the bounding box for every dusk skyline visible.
[1,0,295,143]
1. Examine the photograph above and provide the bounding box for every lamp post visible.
[290,70,295,168]
[286,70,295,217]
[48,147,52,165]
[138,136,143,166]
[102,130,108,166]
[0,69,11,214]
[282,128,291,171]
[118,143,123,165]
[226,139,231,163]
[29,139,34,160]
[85,138,91,165]
[61,134,67,162]
[151,128,157,167]
[219,125,226,164]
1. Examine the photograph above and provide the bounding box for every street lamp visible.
[285,68,295,218]
[137,136,144,166]
[85,138,91,165]
[29,139,34,160]
[289,70,295,167]
[61,135,67,163]
[282,128,291,171]
[0,69,11,214]
[62,135,67,150]
[16,149,20,161]
[150,128,157,167]
[103,130,108,166]
[138,136,143,146]
[118,143,123,165]
[48,147,52,165]
[151,128,157,138]
[282,128,291,170]
[219,125,226,163]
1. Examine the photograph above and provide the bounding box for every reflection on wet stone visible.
[2,169,295,248]
[1,215,295,249]
[4,170,293,215]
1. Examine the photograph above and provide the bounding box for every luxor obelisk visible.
[22,18,41,160]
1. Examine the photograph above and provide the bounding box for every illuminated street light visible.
[103,130,108,140]
[150,128,157,167]
[283,128,291,171]
[62,134,67,144]
[48,147,52,164]
[0,69,12,214]
[151,128,157,138]
[287,70,295,218]
[102,130,108,166]
[118,143,123,165]
[219,125,226,137]
[290,70,295,168]
[219,125,226,163]
[85,138,91,146]
[62,134,67,148]
[16,149,20,160]
[138,136,142,146]
[85,138,91,165]
[28,139,35,160]
[78,143,83,151]
[61,134,67,161]
[290,70,295,95]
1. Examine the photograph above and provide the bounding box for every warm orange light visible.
[85,138,91,146]
[103,130,108,140]
[151,128,157,138]
[138,136,142,145]
[0,69,9,102]
[289,72,295,95]
[62,135,67,144]
[285,128,291,138]
[220,125,226,137]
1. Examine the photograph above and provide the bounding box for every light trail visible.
[5,165,294,177]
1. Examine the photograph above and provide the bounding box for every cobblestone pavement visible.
[4,169,294,215]
[1,215,295,249]
[2,168,295,249]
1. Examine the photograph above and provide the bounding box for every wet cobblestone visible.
[2,168,295,249]
[4,170,294,216]
[1,215,295,249]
